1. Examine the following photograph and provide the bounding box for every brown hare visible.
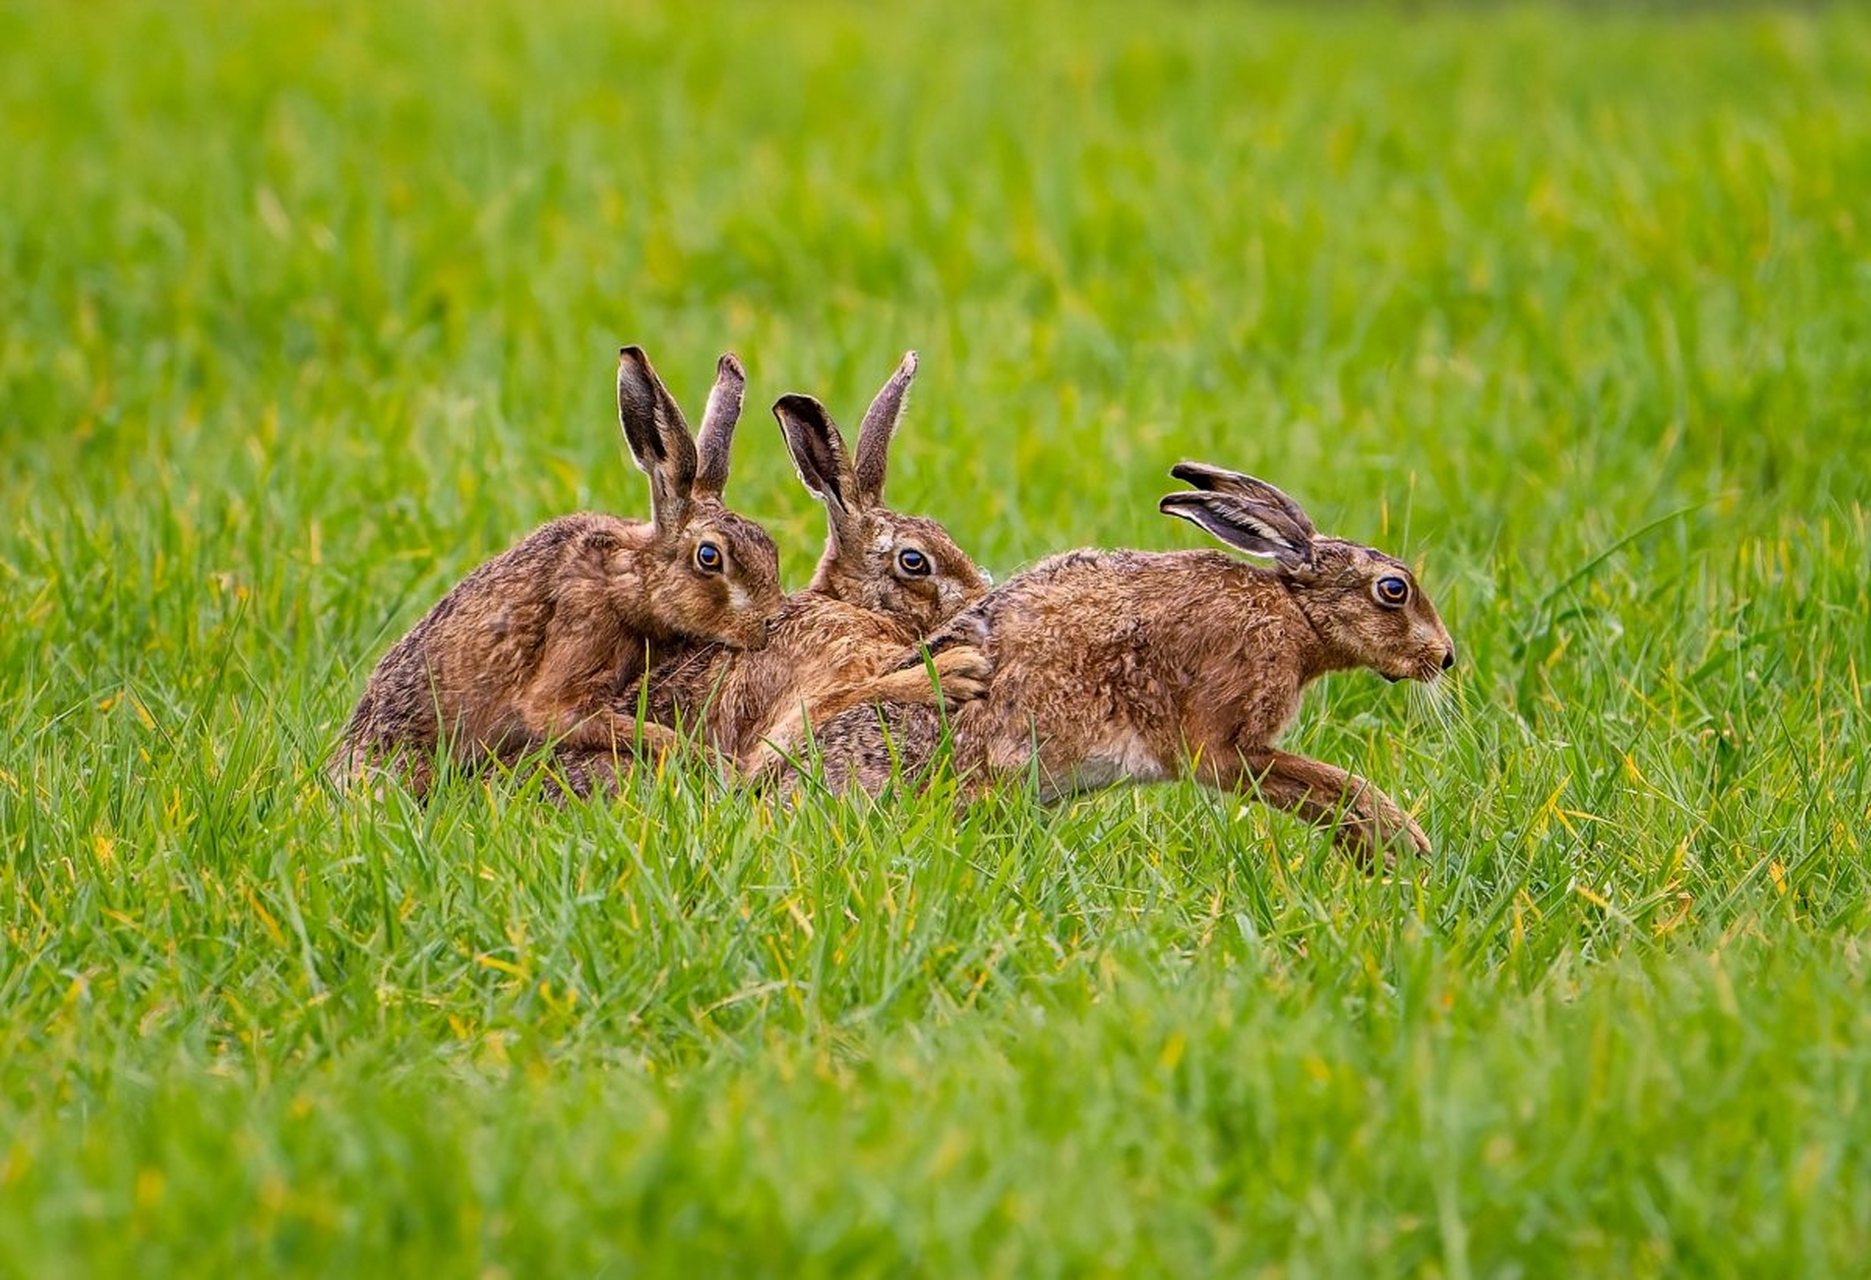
[333,347,784,798]
[793,463,1455,865]
[552,353,991,796]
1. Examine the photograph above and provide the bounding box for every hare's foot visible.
[1206,748,1432,872]
[929,645,992,707]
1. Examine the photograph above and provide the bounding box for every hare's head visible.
[1160,462,1455,683]
[772,352,989,636]
[617,346,783,651]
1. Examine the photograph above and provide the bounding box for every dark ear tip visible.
[1157,491,1201,514]
[771,393,825,420]
[619,344,649,368]
[717,352,746,380]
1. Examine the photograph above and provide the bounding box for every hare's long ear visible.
[1159,490,1316,570]
[773,394,854,519]
[853,350,916,504]
[618,346,699,533]
[1169,462,1317,544]
[691,352,746,500]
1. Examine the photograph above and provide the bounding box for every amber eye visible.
[1373,575,1410,608]
[694,541,724,573]
[896,547,931,577]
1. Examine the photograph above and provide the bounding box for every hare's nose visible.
[1440,647,1457,672]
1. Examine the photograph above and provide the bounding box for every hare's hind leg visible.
[540,716,729,800]
[556,710,687,760]
[1202,748,1430,869]
[329,736,435,802]
[536,747,623,801]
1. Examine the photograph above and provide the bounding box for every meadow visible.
[4,0,1871,1273]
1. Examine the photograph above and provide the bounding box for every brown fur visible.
[795,464,1456,866]
[332,348,784,797]
[553,353,991,796]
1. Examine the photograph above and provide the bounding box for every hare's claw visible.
[933,645,993,695]
[939,673,990,708]
[933,645,992,708]
[1331,806,1431,873]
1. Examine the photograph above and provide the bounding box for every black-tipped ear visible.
[692,352,746,499]
[853,350,916,503]
[772,394,851,513]
[1168,462,1317,544]
[617,346,698,532]
[615,346,668,465]
[1160,491,1314,569]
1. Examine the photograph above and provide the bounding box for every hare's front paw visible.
[1332,790,1432,871]
[933,645,993,707]
[1331,822,1395,873]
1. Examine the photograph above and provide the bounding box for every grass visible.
[4,0,1871,1273]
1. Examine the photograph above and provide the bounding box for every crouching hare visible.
[552,352,991,797]
[332,347,784,798]
[797,463,1455,865]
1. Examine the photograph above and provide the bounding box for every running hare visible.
[797,463,1454,865]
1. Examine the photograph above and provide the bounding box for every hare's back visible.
[362,514,646,712]
[972,548,1245,657]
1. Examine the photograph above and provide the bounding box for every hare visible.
[332,347,785,797]
[551,353,991,796]
[793,463,1455,865]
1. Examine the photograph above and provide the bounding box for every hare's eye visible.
[896,548,931,577]
[694,541,724,573]
[1373,575,1410,608]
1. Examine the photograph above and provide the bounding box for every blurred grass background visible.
[3,0,1871,1274]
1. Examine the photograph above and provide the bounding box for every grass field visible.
[5,0,1871,1273]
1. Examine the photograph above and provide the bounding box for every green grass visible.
[5,0,1871,1273]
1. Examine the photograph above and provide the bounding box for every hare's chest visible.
[1201,660,1307,751]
